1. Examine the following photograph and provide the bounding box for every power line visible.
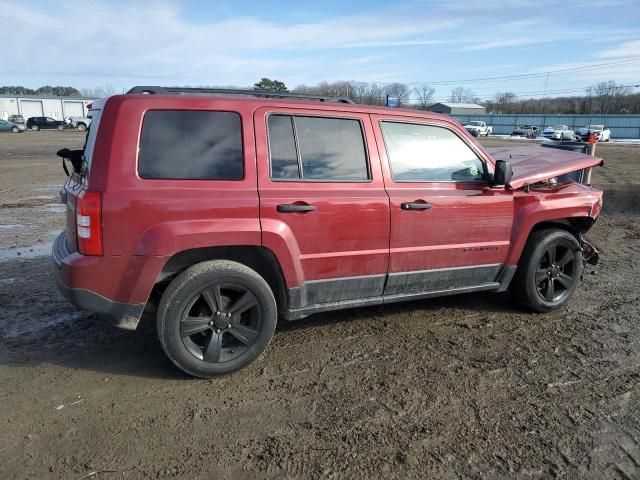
[407,57,640,86]
[420,82,640,101]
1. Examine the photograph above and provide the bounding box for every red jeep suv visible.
[53,86,602,377]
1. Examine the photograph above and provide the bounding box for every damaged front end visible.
[580,234,600,266]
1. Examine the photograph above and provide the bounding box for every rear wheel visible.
[11,126,19,133]
[31,125,39,131]
[512,229,583,312]
[77,123,87,132]
[157,260,277,377]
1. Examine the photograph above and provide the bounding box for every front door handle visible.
[401,202,433,210]
[277,203,317,213]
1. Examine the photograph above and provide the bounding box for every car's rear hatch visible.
[486,145,603,189]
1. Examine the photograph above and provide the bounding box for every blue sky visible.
[2,0,639,101]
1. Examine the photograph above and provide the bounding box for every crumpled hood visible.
[486,146,604,189]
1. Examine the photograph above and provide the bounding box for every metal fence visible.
[451,114,640,139]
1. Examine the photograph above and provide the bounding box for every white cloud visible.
[0,0,460,87]
[1,0,638,90]
[597,40,640,59]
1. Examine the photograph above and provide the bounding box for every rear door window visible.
[267,114,369,181]
[138,110,243,180]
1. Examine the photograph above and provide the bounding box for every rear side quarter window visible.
[138,110,243,180]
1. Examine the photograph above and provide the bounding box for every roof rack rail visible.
[126,86,354,104]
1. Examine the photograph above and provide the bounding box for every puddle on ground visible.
[0,243,53,262]
[0,224,31,230]
[37,204,66,214]
[3,311,85,339]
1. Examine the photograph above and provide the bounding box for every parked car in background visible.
[542,125,575,141]
[464,121,492,137]
[53,86,603,377]
[512,125,539,139]
[68,116,92,132]
[0,119,25,133]
[8,114,25,125]
[26,116,66,131]
[576,125,611,142]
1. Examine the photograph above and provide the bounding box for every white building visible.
[0,94,95,121]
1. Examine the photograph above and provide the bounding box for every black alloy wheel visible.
[179,282,262,363]
[511,229,583,312]
[534,243,578,303]
[157,260,277,377]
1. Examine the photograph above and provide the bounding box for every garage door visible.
[63,101,84,117]
[21,100,44,120]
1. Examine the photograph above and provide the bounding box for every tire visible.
[57,124,64,131]
[511,229,583,313]
[31,125,39,131]
[77,123,87,132]
[11,126,19,133]
[157,260,277,378]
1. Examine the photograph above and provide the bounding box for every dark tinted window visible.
[268,115,369,181]
[138,110,243,180]
[381,122,485,182]
[267,115,299,179]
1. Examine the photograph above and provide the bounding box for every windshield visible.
[468,122,483,126]
[552,125,564,130]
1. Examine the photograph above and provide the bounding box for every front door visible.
[371,115,514,297]
[255,107,390,313]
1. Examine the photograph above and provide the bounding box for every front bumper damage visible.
[580,234,599,266]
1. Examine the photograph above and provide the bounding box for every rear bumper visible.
[52,232,145,330]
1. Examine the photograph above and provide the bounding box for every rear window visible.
[267,114,369,181]
[82,108,102,170]
[138,110,243,180]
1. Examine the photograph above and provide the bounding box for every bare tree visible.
[594,80,632,114]
[80,84,116,98]
[448,86,477,103]
[491,91,517,113]
[383,83,410,106]
[414,85,435,110]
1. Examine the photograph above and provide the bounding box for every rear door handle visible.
[401,202,433,210]
[277,203,317,213]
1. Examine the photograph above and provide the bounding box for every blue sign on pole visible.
[386,95,399,108]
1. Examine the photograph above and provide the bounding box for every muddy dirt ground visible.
[1,131,639,479]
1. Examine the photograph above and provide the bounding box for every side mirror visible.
[492,160,513,187]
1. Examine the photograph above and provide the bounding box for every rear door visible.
[371,115,514,297]
[255,107,390,311]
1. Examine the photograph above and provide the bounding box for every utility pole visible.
[541,72,550,114]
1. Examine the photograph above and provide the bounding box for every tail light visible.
[76,191,103,255]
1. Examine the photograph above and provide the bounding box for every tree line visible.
[2,79,638,114]
[257,78,640,114]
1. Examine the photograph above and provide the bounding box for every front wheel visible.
[57,124,65,131]
[511,229,583,312]
[77,123,87,132]
[157,260,277,377]
[11,126,19,133]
